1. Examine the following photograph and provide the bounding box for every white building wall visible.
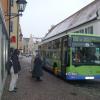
[93,20,100,35]
[68,20,100,35]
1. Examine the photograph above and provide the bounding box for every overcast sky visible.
[20,0,94,38]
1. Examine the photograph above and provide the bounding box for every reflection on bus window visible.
[72,46,100,65]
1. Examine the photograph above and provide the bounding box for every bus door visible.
[61,36,69,78]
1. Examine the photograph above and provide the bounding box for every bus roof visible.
[39,33,100,45]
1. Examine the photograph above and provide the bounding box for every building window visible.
[11,0,14,7]
[79,29,84,33]
[74,31,80,33]
[85,26,93,34]
[85,28,88,34]
[10,21,13,32]
[74,26,93,34]
[88,26,93,34]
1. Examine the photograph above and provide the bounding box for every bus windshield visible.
[72,43,100,66]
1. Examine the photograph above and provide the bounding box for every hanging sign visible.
[10,36,16,43]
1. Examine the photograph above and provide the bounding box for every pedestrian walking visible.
[9,49,21,92]
[32,53,43,81]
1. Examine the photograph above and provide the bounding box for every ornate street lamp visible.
[16,0,27,13]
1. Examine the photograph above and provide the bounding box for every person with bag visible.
[6,48,14,75]
[9,49,21,92]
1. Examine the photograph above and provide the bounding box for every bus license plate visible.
[85,76,94,79]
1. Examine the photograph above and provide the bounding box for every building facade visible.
[10,0,19,49]
[32,37,41,56]
[23,38,29,54]
[23,35,41,56]
[43,0,100,42]
[0,0,26,99]
[0,0,9,99]
[18,24,23,53]
[28,34,33,54]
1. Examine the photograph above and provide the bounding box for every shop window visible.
[11,0,14,6]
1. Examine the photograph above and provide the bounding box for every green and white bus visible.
[39,33,100,80]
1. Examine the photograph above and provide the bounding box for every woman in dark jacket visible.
[32,54,43,81]
[9,49,21,92]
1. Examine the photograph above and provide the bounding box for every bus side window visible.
[64,50,69,67]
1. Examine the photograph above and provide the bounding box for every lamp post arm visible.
[5,13,22,21]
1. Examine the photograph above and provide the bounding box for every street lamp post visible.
[8,0,27,56]
[16,0,27,49]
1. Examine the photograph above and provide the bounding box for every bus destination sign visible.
[72,35,100,42]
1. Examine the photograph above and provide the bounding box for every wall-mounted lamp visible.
[16,0,27,14]
[6,0,27,18]
[8,0,27,56]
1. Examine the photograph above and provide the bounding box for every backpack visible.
[6,59,12,75]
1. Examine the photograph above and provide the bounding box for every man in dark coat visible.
[9,49,21,92]
[11,49,21,73]
[32,54,43,81]
[6,48,14,75]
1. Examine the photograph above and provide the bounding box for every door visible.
[61,36,69,78]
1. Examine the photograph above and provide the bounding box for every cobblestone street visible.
[1,57,100,100]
